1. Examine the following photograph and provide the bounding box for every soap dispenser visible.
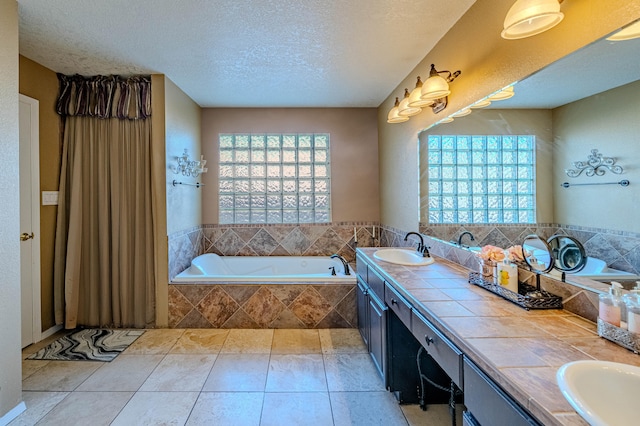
[496,257,518,293]
[599,282,626,329]
[624,282,640,334]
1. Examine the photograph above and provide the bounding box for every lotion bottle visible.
[496,258,518,293]
[624,282,640,334]
[599,282,625,328]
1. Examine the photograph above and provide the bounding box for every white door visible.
[19,94,41,348]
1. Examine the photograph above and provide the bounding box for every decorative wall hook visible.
[565,149,623,177]
[173,149,208,177]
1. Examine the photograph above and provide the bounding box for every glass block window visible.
[427,135,535,224]
[218,133,331,224]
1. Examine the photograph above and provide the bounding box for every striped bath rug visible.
[27,329,145,362]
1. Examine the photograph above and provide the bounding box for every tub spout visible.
[330,254,351,275]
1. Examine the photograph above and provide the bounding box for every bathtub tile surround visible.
[169,284,356,329]
[168,223,379,281]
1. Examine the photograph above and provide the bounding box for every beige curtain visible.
[54,75,155,329]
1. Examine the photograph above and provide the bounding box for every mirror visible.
[418,23,640,288]
[522,234,554,273]
[547,235,586,273]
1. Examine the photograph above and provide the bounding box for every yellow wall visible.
[165,78,202,235]
[378,0,640,233]
[200,108,379,224]
[553,80,640,232]
[18,55,60,331]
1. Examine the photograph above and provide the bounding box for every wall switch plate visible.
[42,191,59,206]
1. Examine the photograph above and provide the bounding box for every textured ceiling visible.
[17,0,477,108]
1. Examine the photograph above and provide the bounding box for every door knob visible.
[20,232,34,241]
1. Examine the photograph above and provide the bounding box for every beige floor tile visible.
[271,329,321,354]
[21,360,102,391]
[260,392,333,426]
[401,402,464,426]
[319,328,368,354]
[266,354,327,392]
[76,354,164,391]
[169,328,229,354]
[21,359,50,380]
[324,353,386,391]
[219,329,274,353]
[139,354,216,391]
[122,328,184,354]
[330,391,409,426]
[36,391,133,426]
[202,353,269,392]
[110,391,199,426]
[186,392,264,426]
[8,391,68,426]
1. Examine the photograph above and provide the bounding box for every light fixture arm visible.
[428,64,461,83]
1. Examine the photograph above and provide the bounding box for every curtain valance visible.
[56,74,151,120]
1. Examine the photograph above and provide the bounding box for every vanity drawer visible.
[463,357,540,426]
[385,283,412,327]
[367,268,386,300]
[412,310,463,388]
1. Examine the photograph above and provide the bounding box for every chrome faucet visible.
[404,232,430,257]
[457,231,475,247]
[330,254,351,275]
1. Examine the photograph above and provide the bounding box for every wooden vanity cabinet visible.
[356,255,388,384]
[463,357,541,426]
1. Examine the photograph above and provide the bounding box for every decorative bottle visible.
[599,282,625,328]
[623,282,640,334]
[496,258,518,293]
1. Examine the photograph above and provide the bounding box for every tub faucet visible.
[457,231,475,247]
[330,254,351,275]
[404,232,430,257]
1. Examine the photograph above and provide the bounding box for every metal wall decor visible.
[565,149,623,177]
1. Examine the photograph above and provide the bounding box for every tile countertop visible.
[356,248,640,426]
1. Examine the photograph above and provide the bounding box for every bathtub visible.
[169,254,357,329]
[172,253,356,284]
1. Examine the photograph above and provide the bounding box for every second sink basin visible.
[556,360,640,426]
[373,249,434,266]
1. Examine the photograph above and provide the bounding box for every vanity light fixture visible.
[501,0,564,40]
[387,97,409,123]
[398,88,423,117]
[421,64,461,101]
[487,85,515,101]
[452,108,472,118]
[606,20,640,41]
[407,77,435,108]
[470,99,492,109]
[173,149,208,177]
[439,116,455,124]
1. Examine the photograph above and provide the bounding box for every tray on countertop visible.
[468,272,563,310]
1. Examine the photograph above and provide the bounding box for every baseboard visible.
[41,324,63,340]
[0,401,26,426]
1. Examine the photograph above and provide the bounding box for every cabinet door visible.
[356,277,369,347]
[368,293,387,382]
[463,357,541,426]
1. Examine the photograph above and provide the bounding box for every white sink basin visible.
[557,360,640,426]
[373,249,434,266]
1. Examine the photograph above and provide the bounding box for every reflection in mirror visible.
[418,22,640,289]
[522,234,554,274]
[547,235,586,273]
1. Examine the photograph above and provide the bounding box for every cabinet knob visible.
[391,299,398,305]
[425,335,434,346]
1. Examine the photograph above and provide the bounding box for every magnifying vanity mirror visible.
[547,235,587,273]
[522,234,554,274]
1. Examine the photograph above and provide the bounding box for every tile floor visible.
[14,328,458,425]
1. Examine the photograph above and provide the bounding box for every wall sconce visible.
[173,149,208,177]
[501,0,564,40]
[387,97,409,123]
[387,64,461,124]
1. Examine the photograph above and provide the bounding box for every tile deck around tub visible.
[16,328,462,426]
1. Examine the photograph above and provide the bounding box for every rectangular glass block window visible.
[427,134,535,224]
[218,133,331,224]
